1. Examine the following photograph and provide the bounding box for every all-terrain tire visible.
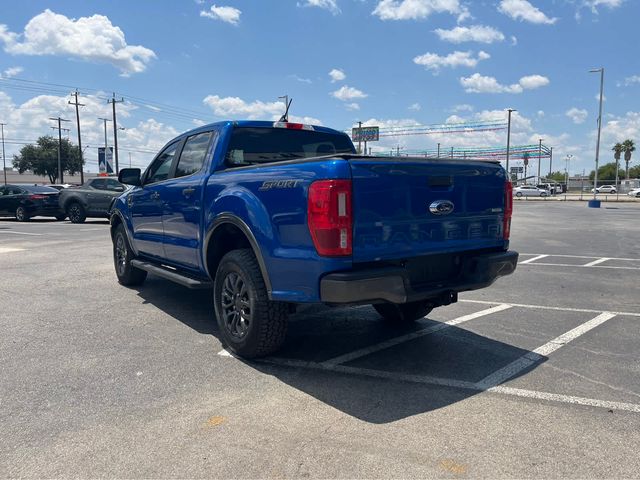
[67,202,87,223]
[373,301,433,324]
[214,249,288,358]
[113,224,147,286]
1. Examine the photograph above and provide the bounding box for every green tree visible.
[629,164,640,178]
[12,136,83,183]
[622,139,635,179]
[546,171,566,182]
[589,162,625,182]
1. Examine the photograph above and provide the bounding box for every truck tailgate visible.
[349,157,507,263]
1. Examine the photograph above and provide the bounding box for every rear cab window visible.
[225,127,355,167]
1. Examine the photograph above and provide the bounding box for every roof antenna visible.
[278,96,292,122]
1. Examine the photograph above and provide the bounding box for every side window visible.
[91,179,106,190]
[10,187,25,195]
[146,142,179,184]
[175,132,212,178]
[105,179,125,192]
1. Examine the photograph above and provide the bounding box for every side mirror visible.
[118,168,141,186]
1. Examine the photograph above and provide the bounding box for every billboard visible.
[352,126,379,142]
[98,147,114,174]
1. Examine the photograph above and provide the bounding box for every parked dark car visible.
[0,184,65,221]
[58,177,127,223]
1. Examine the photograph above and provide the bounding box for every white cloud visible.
[297,0,341,15]
[434,25,505,43]
[202,94,321,124]
[329,68,346,82]
[518,74,550,89]
[498,0,558,24]
[372,0,467,21]
[2,66,23,78]
[460,73,550,93]
[622,75,640,87]
[413,50,490,72]
[510,35,518,45]
[331,85,368,101]
[203,95,283,119]
[585,0,625,13]
[566,107,588,124]
[537,110,545,117]
[345,103,360,111]
[452,103,474,112]
[599,111,640,148]
[408,103,421,111]
[289,74,312,84]
[0,9,156,75]
[200,5,242,25]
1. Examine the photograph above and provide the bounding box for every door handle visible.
[182,188,195,197]
[150,192,160,200]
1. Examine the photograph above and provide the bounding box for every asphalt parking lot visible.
[1,202,640,478]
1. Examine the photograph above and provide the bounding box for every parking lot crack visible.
[544,364,640,400]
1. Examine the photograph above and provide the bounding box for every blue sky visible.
[0,0,638,174]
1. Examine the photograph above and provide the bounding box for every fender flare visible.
[204,213,273,296]
[110,209,139,256]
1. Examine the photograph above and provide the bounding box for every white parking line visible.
[526,262,640,271]
[582,257,611,267]
[519,254,549,264]
[475,312,617,389]
[521,253,640,262]
[460,299,640,317]
[258,356,640,414]
[0,230,42,236]
[321,304,512,367]
[0,247,25,253]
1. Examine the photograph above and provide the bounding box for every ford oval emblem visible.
[429,200,455,216]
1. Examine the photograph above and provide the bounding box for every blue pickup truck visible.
[111,120,517,358]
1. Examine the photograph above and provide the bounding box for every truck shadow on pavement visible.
[135,277,542,424]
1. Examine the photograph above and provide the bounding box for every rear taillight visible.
[307,179,352,256]
[503,181,513,240]
[29,194,47,200]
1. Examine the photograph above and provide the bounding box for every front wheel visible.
[15,206,30,222]
[515,192,523,197]
[67,202,86,223]
[214,249,288,358]
[373,301,433,324]
[113,224,147,286]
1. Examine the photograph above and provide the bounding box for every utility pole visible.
[451,146,454,158]
[537,139,543,182]
[357,121,362,154]
[69,90,85,184]
[49,117,71,183]
[506,108,516,177]
[590,67,605,201]
[0,123,6,185]
[437,143,440,158]
[108,93,124,174]
[548,147,553,177]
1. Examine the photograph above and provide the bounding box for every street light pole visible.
[506,108,516,177]
[0,123,6,185]
[590,67,605,201]
[537,138,543,183]
[565,154,573,191]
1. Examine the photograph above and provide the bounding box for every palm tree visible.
[612,143,623,187]
[622,139,635,179]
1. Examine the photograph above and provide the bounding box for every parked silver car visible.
[514,185,549,197]
[592,185,617,194]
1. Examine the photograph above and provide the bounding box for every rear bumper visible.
[320,250,518,304]
[27,205,64,217]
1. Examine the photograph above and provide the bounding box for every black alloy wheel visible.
[112,224,147,286]
[220,271,252,339]
[67,202,86,223]
[15,206,29,222]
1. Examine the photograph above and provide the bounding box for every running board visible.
[131,260,212,289]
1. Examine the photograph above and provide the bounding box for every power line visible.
[49,117,71,183]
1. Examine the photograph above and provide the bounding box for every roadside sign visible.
[98,147,114,174]
[352,126,379,142]
[510,167,524,173]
